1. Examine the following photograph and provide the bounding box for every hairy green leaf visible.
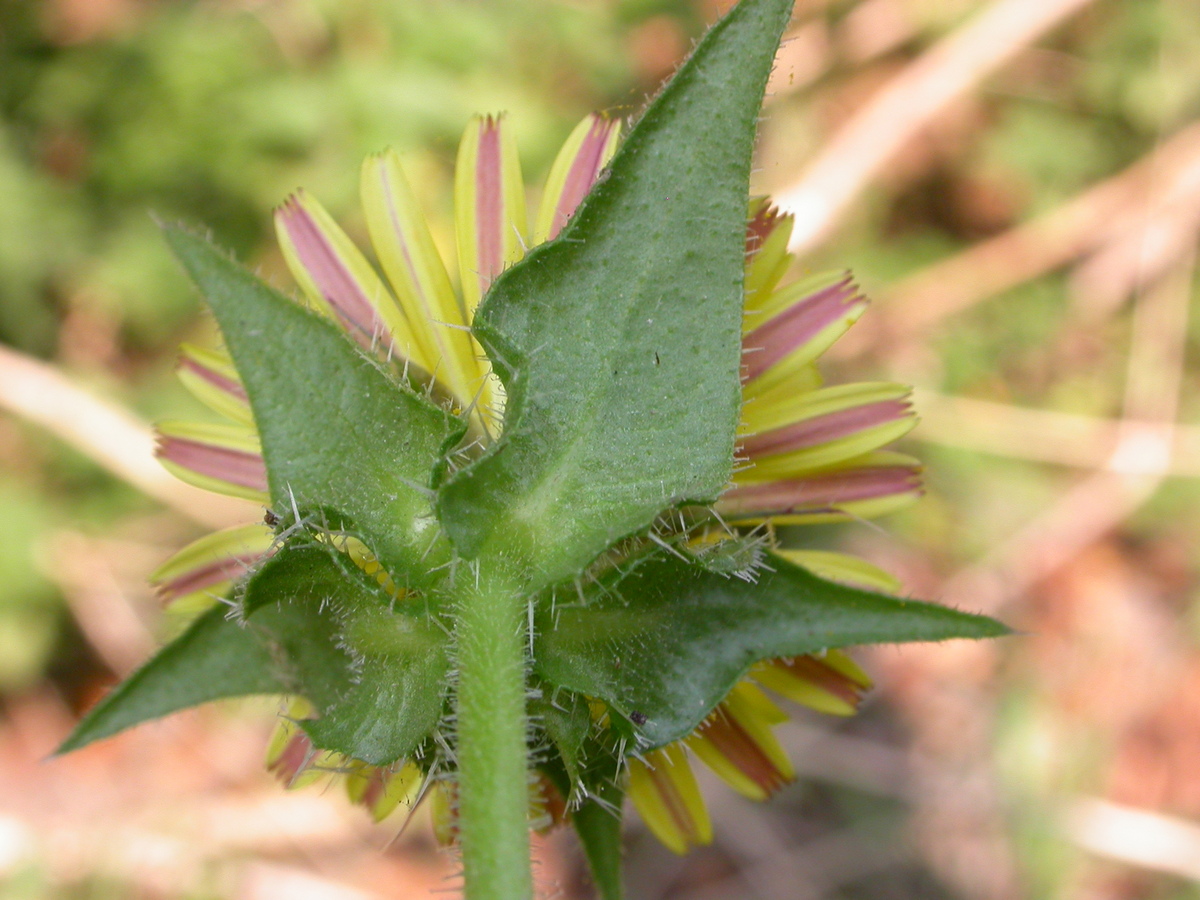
[541,738,625,900]
[57,603,284,754]
[532,687,592,788]
[536,552,1010,748]
[165,227,461,590]
[437,0,795,586]
[571,779,625,900]
[243,544,449,765]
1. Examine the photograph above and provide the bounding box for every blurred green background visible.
[2,0,1199,898]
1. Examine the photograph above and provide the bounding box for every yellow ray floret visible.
[628,744,713,855]
[361,149,484,420]
[454,114,528,314]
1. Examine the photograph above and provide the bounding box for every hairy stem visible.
[454,558,532,900]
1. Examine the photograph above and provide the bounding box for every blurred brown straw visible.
[775,0,1098,253]
[912,392,1200,478]
[938,248,1195,615]
[0,344,251,529]
[1066,798,1200,882]
[42,531,158,675]
[840,121,1200,358]
[1069,139,1200,323]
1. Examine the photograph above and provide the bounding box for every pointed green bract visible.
[437,0,796,587]
[532,688,592,789]
[541,737,625,900]
[571,779,625,900]
[57,603,285,754]
[242,545,450,766]
[536,552,1010,749]
[164,227,461,590]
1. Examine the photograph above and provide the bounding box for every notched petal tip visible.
[742,272,868,392]
[150,523,274,604]
[346,761,423,822]
[274,188,415,357]
[628,745,712,854]
[156,420,269,501]
[754,651,872,717]
[687,683,794,802]
[455,111,529,312]
[534,112,623,244]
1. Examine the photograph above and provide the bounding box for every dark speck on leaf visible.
[630,710,647,726]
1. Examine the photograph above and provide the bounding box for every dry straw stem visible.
[1070,139,1200,323]
[774,0,1098,253]
[1066,797,1200,883]
[839,122,1200,358]
[0,343,251,530]
[42,531,158,676]
[913,392,1200,479]
[939,251,1195,615]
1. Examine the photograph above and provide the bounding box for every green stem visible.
[454,558,532,900]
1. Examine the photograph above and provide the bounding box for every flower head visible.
[154,111,919,851]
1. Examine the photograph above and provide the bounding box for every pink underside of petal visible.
[549,118,616,240]
[359,770,386,809]
[740,399,911,459]
[741,277,861,382]
[698,707,791,796]
[776,656,868,706]
[179,357,247,402]
[474,118,505,295]
[158,437,268,492]
[270,733,313,783]
[280,199,390,350]
[744,202,780,262]
[722,466,921,516]
[157,552,266,601]
[645,761,700,843]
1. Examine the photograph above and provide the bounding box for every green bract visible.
[537,549,1008,749]
[165,227,462,587]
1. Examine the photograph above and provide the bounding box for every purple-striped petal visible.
[177,344,251,425]
[156,424,268,500]
[534,113,622,243]
[686,683,794,802]
[363,148,484,413]
[742,274,864,384]
[156,552,258,602]
[720,463,922,519]
[179,353,245,403]
[455,114,528,312]
[159,438,267,492]
[150,523,275,604]
[753,652,872,717]
[740,398,911,459]
[276,191,413,356]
